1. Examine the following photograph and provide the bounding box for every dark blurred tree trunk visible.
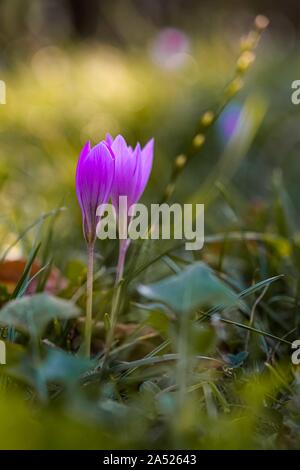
[65,0,300,39]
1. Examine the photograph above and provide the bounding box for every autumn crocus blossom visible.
[76,140,115,245]
[75,139,114,357]
[105,134,154,282]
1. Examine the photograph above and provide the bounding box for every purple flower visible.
[218,103,242,142]
[76,140,115,245]
[150,28,190,70]
[105,134,154,212]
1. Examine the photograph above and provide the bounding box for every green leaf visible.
[39,349,94,385]
[239,275,284,299]
[0,207,66,263]
[146,309,170,335]
[5,349,93,395]
[139,380,161,395]
[137,262,238,315]
[0,293,80,337]
[0,284,9,305]
[11,243,41,299]
[225,351,249,368]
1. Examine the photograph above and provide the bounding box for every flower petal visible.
[75,140,114,243]
[105,133,114,146]
[136,138,154,201]
[111,135,135,207]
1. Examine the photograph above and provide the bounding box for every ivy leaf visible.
[138,262,238,315]
[39,348,94,385]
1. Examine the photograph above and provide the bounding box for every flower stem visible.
[102,239,129,372]
[106,239,129,350]
[85,242,94,358]
[106,280,123,351]
[160,15,269,205]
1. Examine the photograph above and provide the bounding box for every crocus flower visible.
[102,133,154,361]
[105,134,154,212]
[76,140,115,245]
[75,139,114,358]
[105,134,154,281]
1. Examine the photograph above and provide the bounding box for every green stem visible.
[101,240,129,373]
[107,240,130,349]
[116,239,129,284]
[100,280,123,375]
[105,281,123,355]
[85,242,94,358]
[177,314,189,409]
[113,354,223,371]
